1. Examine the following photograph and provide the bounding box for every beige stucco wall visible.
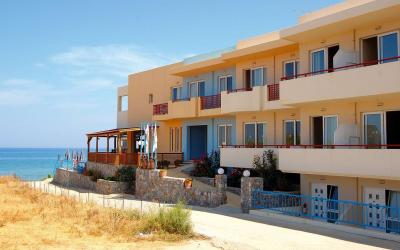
[301,174,357,201]
[157,120,182,153]
[127,63,182,127]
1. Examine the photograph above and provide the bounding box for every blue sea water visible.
[0,148,85,180]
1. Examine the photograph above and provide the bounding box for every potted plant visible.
[149,159,155,169]
[174,159,183,167]
[184,178,192,189]
[159,169,168,177]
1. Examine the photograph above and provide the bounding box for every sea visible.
[0,148,86,180]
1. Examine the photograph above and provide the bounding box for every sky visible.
[0,0,341,148]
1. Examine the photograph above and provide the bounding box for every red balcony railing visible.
[281,55,400,81]
[267,83,280,101]
[153,103,168,115]
[200,94,221,110]
[227,87,252,94]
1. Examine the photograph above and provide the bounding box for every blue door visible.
[189,125,207,160]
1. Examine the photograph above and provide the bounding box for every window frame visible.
[250,67,264,87]
[217,124,233,147]
[361,31,400,63]
[243,122,267,146]
[283,60,299,78]
[189,80,205,98]
[362,111,385,145]
[218,75,233,93]
[284,120,301,146]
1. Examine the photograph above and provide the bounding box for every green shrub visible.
[115,166,136,183]
[142,202,192,235]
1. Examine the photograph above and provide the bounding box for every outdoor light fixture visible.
[217,168,224,175]
[243,170,250,177]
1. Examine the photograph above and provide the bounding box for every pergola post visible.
[95,137,99,163]
[106,135,109,163]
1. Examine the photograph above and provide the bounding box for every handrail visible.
[281,55,400,81]
[220,144,400,149]
[153,103,168,115]
[267,83,280,101]
[200,94,221,110]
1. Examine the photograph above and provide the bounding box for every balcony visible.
[153,98,197,120]
[280,57,400,105]
[88,152,138,166]
[220,144,400,180]
[198,94,221,117]
[221,87,265,113]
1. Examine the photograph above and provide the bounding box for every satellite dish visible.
[243,170,250,177]
[217,168,224,175]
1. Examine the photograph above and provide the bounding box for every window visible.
[323,116,338,145]
[362,32,399,63]
[218,124,232,147]
[250,67,265,87]
[119,95,128,111]
[284,120,300,145]
[189,81,205,98]
[244,122,266,146]
[170,128,174,151]
[284,61,299,79]
[218,75,233,92]
[172,87,182,101]
[175,127,180,152]
[311,45,339,74]
[148,94,153,104]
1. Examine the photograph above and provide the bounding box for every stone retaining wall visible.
[86,162,120,177]
[135,168,227,207]
[53,168,130,195]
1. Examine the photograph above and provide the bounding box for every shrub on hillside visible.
[115,166,136,183]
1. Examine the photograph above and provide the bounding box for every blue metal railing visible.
[252,190,400,234]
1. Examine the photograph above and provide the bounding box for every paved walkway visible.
[29,180,399,249]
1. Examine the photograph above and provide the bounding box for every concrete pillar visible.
[241,177,263,213]
[215,174,227,204]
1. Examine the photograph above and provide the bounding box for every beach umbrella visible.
[65,148,70,161]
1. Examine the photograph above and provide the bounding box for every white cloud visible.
[50,44,178,79]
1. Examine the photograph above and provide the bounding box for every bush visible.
[157,160,170,169]
[191,150,220,178]
[142,202,192,235]
[252,150,298,191]
[104,176,118,181]
[174,159,183,167]
[115,166,136,183]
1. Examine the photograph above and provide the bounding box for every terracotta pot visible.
[149,159,155,169]
[184,179,192,189]
[159,170,167,177]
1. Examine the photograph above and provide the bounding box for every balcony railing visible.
[252,190,400,234]
[281,56,400,81]
[88,152,138,165]
[227,87,253,94]
[153,103,168,115]
[221,144,400,149]
[200,94,221,110]
[267,83,280,101]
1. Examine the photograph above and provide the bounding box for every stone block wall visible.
[86,162,120,177]
[53,168,130,195]
[241,177,263,213]
[135,168,227,207]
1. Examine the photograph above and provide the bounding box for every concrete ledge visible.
[250,209,400,243]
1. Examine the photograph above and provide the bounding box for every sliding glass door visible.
[244,123,266,146]
[323,116,338,145]
[364,113,384,146]
[379,32,399,63]
[311,49,325,74]
[284,120,301,145]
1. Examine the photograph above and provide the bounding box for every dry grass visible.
[0,176,196,249]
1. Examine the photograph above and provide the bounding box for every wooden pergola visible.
[86,127,141,166]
